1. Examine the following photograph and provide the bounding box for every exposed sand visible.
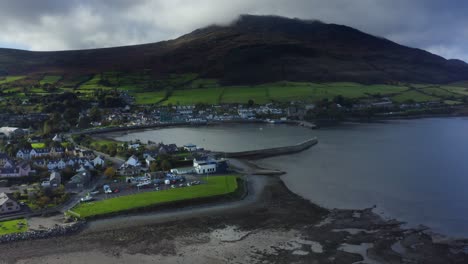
[1,176,467,264]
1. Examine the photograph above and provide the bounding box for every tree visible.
[89,106,102,122]
[161,159,172,171]
[12,191,21,200]
[149,161,159,172]
[104,167,116,178]
[77,116,91,129]
[63,108,80,126]
[36,196,51,209]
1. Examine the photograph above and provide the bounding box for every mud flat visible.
[1,174,467,264]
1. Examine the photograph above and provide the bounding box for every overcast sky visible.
[0,0,467,61]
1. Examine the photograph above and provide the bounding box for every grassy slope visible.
[0,219,28,236]
[71,175,238,218]
[39,75,62,85]
[392,90,439,103]
[0,76,25,84]
[174,81,410,105]
[2,73,468,106]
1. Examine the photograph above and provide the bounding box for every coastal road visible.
[82,174,270,233]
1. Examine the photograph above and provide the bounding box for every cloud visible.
[0,0,466,61]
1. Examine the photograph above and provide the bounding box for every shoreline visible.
[2,123,467,262]
[1,170,467,263]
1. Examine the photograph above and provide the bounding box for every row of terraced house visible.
[16,147,94,160]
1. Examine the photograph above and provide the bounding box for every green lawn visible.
[31,143,46,149]
[40,75,62,85]
[31,142,69,149]
[190,78,219,89]
[89,138,120,150]
[444,100,463,105]
[442,86,468,96]
[0,76,26,84]
[78,74,112,90]
[391,90,439,103]
[0,219,28,236]
[221,85,269,104]
[420,87,462,99]
[156,81,410,105]
[164,87,224,105]
[70,175,238,218]
[133,91,167,105]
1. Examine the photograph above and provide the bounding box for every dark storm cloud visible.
[0,0,466,61]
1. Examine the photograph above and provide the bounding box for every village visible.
[60,97,463,131]
[0,123,234,235]
[0,93,464,240]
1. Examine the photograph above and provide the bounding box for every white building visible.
[0,127,25,138]
[184,144,197,152]
[124,155,141,167]
[193,158,217,174]
[93,156,105,167]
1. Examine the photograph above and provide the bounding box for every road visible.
[83,174,269,234]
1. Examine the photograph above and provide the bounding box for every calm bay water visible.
[111,119,468,238]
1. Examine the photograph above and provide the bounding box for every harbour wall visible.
[217,137,318,159]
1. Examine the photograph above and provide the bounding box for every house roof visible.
[0,192,13,206]
[50,171,61,181]
[70,171,91,183]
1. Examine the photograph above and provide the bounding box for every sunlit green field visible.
[39,75,62,85]
[0,219,28,236]
[0,76,25,84]
[133,91,167,105]
[70,175,238,218]
[391,90,439,103]
[155,81,411,105]
[163,87,225,105]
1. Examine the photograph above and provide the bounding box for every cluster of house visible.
[0,153,34,178]
[15,146,104,171]
[0,113,48,129]
[101,103,297,127]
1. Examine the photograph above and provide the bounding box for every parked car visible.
[80,194,94,202]
[103,185,112,194]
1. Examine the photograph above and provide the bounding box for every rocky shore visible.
[1,174,467,264]
[0,221,86,244]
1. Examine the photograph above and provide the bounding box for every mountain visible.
[0,14,467,84]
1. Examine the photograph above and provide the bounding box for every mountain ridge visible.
[0,14,467,84]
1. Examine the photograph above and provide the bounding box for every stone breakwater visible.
[0,221,86,244]
[217,137,318,159]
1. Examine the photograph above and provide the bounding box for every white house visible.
[128,143,141,150]
[125,155,141,167]
[93,156,105,167]
[0,127,25,138]
[145,156,155,167]
[16,149,31,160]
[49,171,61,187]
[184,144,197,152]
[0,192,21,214]
[193,158,217,174]
[52,134,62,142]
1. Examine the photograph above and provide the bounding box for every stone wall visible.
[218,137,318,159]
